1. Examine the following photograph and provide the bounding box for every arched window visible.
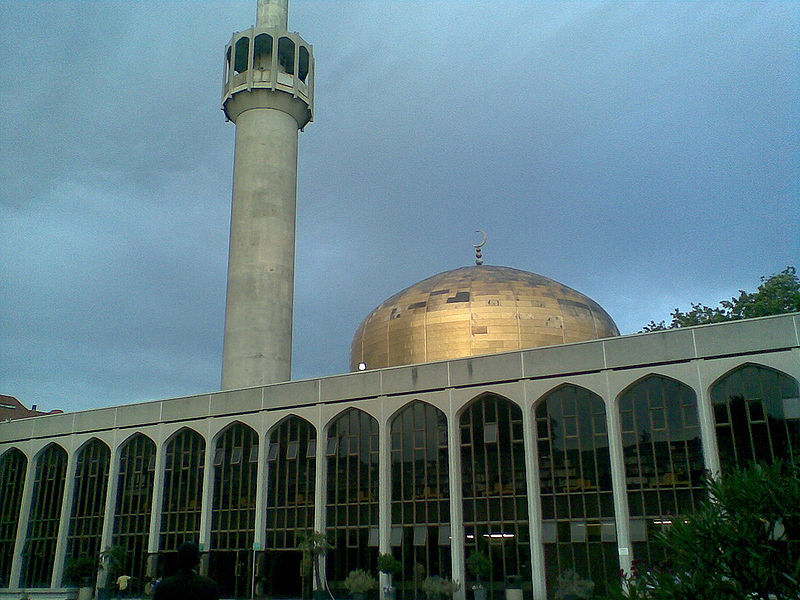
[298,45,310,83]
[618,376,704,565]
[209,422,258,599]
[535,385,617,598]
[277,37,295,75]
[64,439,110,581]
[326,409,379,583]
[461,394,529,592]
[711,364,800,469]
[160,429,205,552]
[234,37,250,75]
[113,434,156,594]
[390,401,451,593]
[254,34,273,71]
[262,416,316,599]
[23,444,67,587]
[0,448,27,587]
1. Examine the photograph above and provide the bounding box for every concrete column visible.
[378,416,391,600]
[253,430,270,550]
[146,441,166,577]
[98,445,121,589]
[198,435,217,562]
[522,397,546,600]
[51,449,79,587]
[447,403,465,600]
[9,453,37,588]
[604,375,633,575]
[693,360,722,478]
[257,0,288,29]
[313,421,327,590]
[221,106,300,389]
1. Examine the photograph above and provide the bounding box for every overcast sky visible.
[1,1,798,413]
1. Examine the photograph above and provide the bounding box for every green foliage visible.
[377,553,402,576]
[298,531,333,599]
[64,556,97,586]
[641,266,800,332]
[421,576,460,600]
[465,551,491,581]
[601,462,800,600]
[99,545,127,580]
[344,569,378,594]
[554,569,595,599]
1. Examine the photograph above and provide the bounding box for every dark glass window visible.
[160,429,205,552]
[64,439,110,582]
[113,434,156,594]
[618,376,704,566]
[210,422,258,599]
[262,417,316,599]
[536,385,617,598]
[23,444,67,587]
[0,448,27,587]
[711,364,800,469]
[391,401,451,597]
[326,409,379,582]
[461,394,529,589]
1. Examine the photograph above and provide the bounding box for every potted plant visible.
[421,576,460,600]
[64,556,97,600]
[298,531,333,600]
[377,553,402,598]
[554,569,594,600]
[344,569,378,600]
[466,551,491,600]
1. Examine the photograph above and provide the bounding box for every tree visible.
[298,530,333,600]
[602,462,800,600]
[641,266,800,332]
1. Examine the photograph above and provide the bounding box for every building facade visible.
[1,314,798,600]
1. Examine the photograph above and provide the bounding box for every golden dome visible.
[350,265,619,370]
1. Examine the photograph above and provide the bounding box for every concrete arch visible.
[455,389,522,421]
[233,35,250,74]
[31,441,67,463]
[531,382,604,412]
[387,397,446,426]
[0,445,26,463]
[707,361,799,396]
[615,372,697,402]
[211,419,258,446]
[74,436,110,456]
[164,425,204,447]
[324,406,377,435]
[266,413,316,440]
[116,430,155,453]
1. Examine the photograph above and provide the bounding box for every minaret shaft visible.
[220,2,314,390]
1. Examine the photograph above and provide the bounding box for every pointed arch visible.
[617,374,705,566]
[710,363,800,469]
[63,438,110,580]
[534,384,617,597]
[112,433,156,593]
[261,415,316,599]
[160,428,206,552]
[0,447,27,586]
[233,36,250,74]
[209,421,260,598]
[389,399,451,582]
[22,443,67,586]
[325,408,379,581]
[460,392,529,585]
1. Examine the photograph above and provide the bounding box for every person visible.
[153,542,219,600]
[116,574,132,597]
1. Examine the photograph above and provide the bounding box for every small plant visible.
[64,556,97,586]
[421,576,460,600]
[554,569,594,600]
[466,551,491,583]
[377,553,402,577]
[344,569,378,596]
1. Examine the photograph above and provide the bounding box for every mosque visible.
[0,2,798,600]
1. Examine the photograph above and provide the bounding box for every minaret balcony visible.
[222,26,314,116]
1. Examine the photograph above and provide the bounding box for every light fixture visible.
[358,362,367,371]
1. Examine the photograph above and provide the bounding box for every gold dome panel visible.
[350,265,619,370]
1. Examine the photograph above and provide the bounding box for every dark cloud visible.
[2,1,798,410]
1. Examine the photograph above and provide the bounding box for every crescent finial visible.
[473,230,486,265]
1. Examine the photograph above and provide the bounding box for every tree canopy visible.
[642,266,800,332]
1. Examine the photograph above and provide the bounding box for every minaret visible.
[221,0,314,389]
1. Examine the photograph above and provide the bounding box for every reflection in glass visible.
[619,376,704,565]
[0,448,27,587]
[160,429,205,552]
[536,386,617,598]
[391,401,451,594]
[461,394,529,589]
[65,439,110,579]
[711,364,800,468]
[326,409,379,582]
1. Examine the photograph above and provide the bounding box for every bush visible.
[421,576,460,600]
[344,569,378,595]
[64,556,96,586]
[377,553,402,577]
[466,551,491,582]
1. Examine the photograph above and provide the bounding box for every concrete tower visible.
[221,0,314,389]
